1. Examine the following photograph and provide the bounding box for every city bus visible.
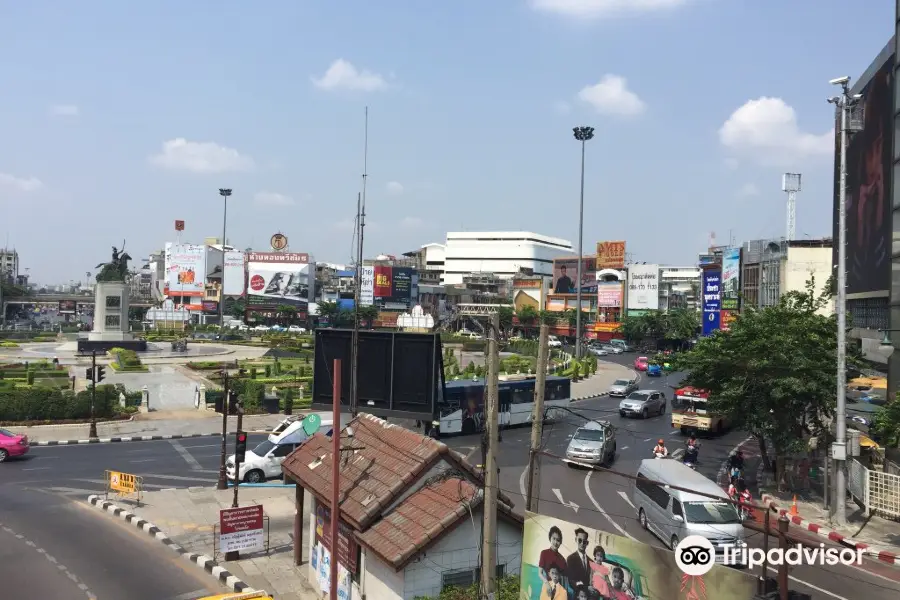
[436,374,571,435]
[671,386,730,435]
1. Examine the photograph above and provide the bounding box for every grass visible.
[109,362,150,373]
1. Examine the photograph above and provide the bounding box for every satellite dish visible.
[302,413,322,436]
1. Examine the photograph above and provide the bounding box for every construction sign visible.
[106,470,143,504]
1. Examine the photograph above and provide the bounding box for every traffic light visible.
[228,390,238,414]
[85,367,94,381]
[95,365,106,383]
[235,431,248,463]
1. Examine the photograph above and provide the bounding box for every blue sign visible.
[702,268,721,336]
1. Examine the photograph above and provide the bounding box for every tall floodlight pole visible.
[572,126,594,359]
[828,76,862,526]
[782,173,801,241]
[218,188,232,326]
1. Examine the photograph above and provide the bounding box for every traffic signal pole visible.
[216,371,230,490]
[232,403,245,508]
[89,351,98,439]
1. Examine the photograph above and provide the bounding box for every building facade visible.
[0,248,19,283]
[740,239,833,315]
[658,266,701,312]
[442,231,574,285]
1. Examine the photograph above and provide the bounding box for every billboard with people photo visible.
[246,252,313,310]
[553,257,597,295]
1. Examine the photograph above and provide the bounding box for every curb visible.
[571,392,609,401]
[761,494,900,567]
[2,416,135,430]
[86,495,253,593]
[30,429,278,446]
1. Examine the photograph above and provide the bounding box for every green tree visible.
[619,313,649,344]
[497,305,514,337]
[317,301,340,325]
[664,308,700,341]
[276,304,295,326]
[871,394,900,448]
[537,309,554,325]
[515,305,538,333]
[229,298,246,320]
[413,574,520,600]
[358,305,380,327]
[673,277,839,480]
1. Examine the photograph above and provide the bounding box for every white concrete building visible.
[441,231,574,285]
[659,266,702,311]
[0,248,19,282]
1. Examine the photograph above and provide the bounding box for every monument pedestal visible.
[78,281,147,353]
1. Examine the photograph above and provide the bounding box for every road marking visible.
[617,490,636,509]
[552,488,579,512]
[126,448,153,453]
[34,455,59,459]
[169,439,204,471]
[22,467,51,471]
[129,458,157,463]
[643,438,651,442]
[177,443,219,449]
[672,448,685,459]
[46,486,104,497]
[763,566,850,599]
[519,467,528,499]
[670,430,679,435]
[584,471,634,539]
[620,446,629,451]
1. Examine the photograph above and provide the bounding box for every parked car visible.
[647,363,662,377]
[609,339,634,352]
[565,420,617,466]
[608,378,639,397]
[287,325,306,333]
[0,428,29,462]
[634,356,649,371]
[548,335,562,348]
[619,390,667,419]
[601,344,624,354]
[589,346,609,356]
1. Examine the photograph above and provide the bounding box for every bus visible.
[436,374,571,435]
[671,386,730,435]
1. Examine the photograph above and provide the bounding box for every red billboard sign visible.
[373,266,393,297]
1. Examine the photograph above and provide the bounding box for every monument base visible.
[78,336,147,354]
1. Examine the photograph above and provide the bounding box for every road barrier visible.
[105,469,143,506]
[849,458,900,518]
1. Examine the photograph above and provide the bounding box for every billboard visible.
[721,309,736,332]
[721,248,740,310]
[552,257,597,294]
[310,329,444,420]
[58,300,77,315]
[246,252,312,313]
[223,251,246,296]
[836,52,892,294]
[597,281,623,308]
[164,243,207,297]
[626,265,659,310]
[595,241,626,269]
[359,265,415,309]
[201,300,218,314]
[702,268,721,336]
[519,512,756,600]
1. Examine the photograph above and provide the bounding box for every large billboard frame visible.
[310,329,445,421]
[626,264,659,311]
[721,248,741,310]
[552,257,597,295]
[246,251,312,314]
[223,250,247,296]
[165,243,207,297]
[702,268,721,336]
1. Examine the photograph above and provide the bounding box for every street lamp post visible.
[218,189,232,327]
[572,126,594,359]
[828,78,862,526]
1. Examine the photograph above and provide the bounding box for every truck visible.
[671,386,730,435]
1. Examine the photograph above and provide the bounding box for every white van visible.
[226,416,333,483]
[632,459,745,566]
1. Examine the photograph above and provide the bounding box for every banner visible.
[721,248,740,310]
[720,309,736,331]
[164,243,207,297]
[58,300,77,315]
[597,282,623,308]
[365,266,415,309]
[519,512,756,600]
[595,241,626,269]
[626,265,659,310]
[223,251,246,296]
[702,268,721,336]
[247,252,312,309]
[552,257,597,294]
[360,266,375,306]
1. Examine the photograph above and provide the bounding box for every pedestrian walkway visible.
[92,486,319,599]
[571,360,634,399]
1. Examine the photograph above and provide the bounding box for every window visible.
[105,295,121,308]
[442,565,506,591]
[635,473,670,508]
[272,444,295,458]
[511,387,531,404]
[672,499,683,518]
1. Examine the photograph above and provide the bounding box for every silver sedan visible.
[608,378,638,397]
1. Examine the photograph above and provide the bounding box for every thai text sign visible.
[702,268,721,336]
[219,505,264,554]
[595,240,626,269]
[597,282,623,307]
[108,470,137,494]
[315,503,359,574]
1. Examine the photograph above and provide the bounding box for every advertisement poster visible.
[246,252,312,309]
[553,257,597,294]
[223,250,246,296]
[702,269,721,336]
[720,309,736,332]
[58,300,77,315]
[363,266,415,309]
[721,248,741,310]
[520,512,755,600]
[164,243,207,296]
[597,282,623,308]
[359,266,374,306]
[596,240,626,269]
[626,265,659,310]
[373,266,392,297]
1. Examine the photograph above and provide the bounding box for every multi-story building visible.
[401,243,445,285]
[740,238,833,315]
[658,266,701,312]
[0,248,19,283]
[440,231,574,285]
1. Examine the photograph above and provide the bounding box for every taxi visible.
[196,592,273,600]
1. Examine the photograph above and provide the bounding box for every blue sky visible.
[0,0,894,283]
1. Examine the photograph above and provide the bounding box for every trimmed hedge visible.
[0,384,123,422]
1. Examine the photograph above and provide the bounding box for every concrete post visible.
[141,385,150,412]
[199,384,207,410]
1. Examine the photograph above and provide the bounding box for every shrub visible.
[0,384,122,422]
[461,341,485,353]
[0,341,18,348]
[264,364,272,377]
[26,371,34,385]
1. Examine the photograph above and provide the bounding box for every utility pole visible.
[330,359,342,600]
[777,513,790,600]
[89,351,98,439]
[218,188,232,327]
[350,107,369,417]
[216,370,230,490]
[525,324,549,512]
[480,312,500,599]
[231,395,244,508]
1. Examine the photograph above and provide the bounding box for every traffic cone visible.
[790,495,799,516]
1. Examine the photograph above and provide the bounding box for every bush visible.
[0,341,19,347]
[461,341,485,352]
[507,339,540,357]
[0,385,122,422]
[26,371,34,385]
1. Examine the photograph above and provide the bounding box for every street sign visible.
[219,505,264,554]
[302,413,322,436]
[105,469,142,504]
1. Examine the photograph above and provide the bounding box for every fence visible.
[848,458,900,519]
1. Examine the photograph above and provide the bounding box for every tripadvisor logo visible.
[675,535,864,575]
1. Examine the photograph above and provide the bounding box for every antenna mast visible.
[351,107,369,417]
[782,173,801,241]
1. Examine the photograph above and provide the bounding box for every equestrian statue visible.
[95,241,132,282]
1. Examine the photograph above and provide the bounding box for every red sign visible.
[315,504,359,574]
[174,220,185,231]
[249,274,265,291]
[373,266,392,298]
[247,252,309,263]
[219,505,264,553]
[720,310,736,331]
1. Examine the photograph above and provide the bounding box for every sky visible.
[0,0,894,283]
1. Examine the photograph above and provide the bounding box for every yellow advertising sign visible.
[108,470,137,493]
[592,322,622,332]
[596,240,626,269]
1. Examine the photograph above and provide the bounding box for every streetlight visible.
[572,126,594,359]
[218,188,232,327]
[827,77,863,526]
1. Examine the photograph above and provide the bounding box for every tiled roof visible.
[356,474,522,570]
[282,413,509,530]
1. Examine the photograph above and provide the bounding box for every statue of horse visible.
[95,241,131,282]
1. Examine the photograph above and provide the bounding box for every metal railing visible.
[848,458,900,518]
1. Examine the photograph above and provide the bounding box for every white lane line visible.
[125,448,153,453]
[764,566,850,599]
[176,443,219,449]
[129,458,157,463]
[584,471,634,539]
[22,467,51,471]
[669,430,679,435]
[620,446,629,451]
[169,439,204,471]
[519,467,528,499]
[33,456,59,460]
[617,490,635,510]
[643,438,651,442]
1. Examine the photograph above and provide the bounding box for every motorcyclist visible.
[728,450,744,477]
[683,440,699,464]
[727,476,739,500]
[738,484,753,519]
[653,439,668,457]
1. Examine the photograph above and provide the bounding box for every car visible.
[601,344,624,354]
[647,363,662,377]
[565,420,616,466]
[548,335,562,348]
[0,428,29,462]
[589,346,609,356]
[634,356,649,371]
[619,390,667,419]
[287,325,306,333]
[608,378,639,397]
[609,339,634,352]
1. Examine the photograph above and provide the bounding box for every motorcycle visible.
[683,448,699,469]
[653,451,669,459]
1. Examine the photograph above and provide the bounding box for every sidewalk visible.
[88,486,319,598]
[571,360,634,400]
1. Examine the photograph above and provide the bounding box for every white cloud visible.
[50,104,79,116]
[577,75,646,116]
[254,191,295,206]
[149,138,255,173]
[0,172,43,192]
[554,101,571,115]
[531,0,690,19]
[386,181,404,195]
[400,217,423,228]
[311,59,388,92]
[736,183,759,198]
[719,97,833,166]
